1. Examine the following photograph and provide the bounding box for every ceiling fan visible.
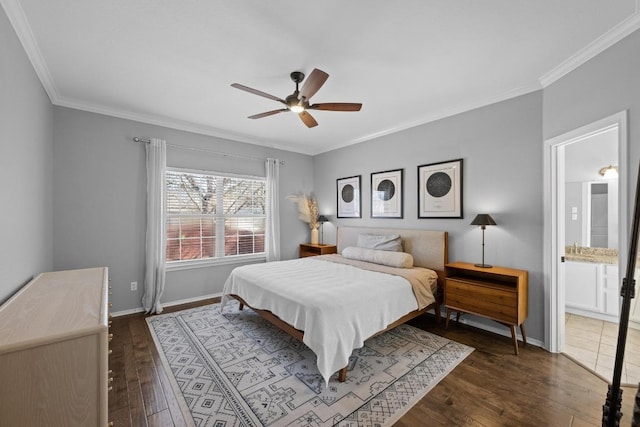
[231,68,362,128]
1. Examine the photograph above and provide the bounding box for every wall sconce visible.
[318,215,329,245]
[599,165,618,179]
[470,214,497,268]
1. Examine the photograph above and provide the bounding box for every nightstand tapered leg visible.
[510,325,519,355]
[520,324,527,346]
[445,308,451,329]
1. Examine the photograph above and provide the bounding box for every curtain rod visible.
[133,137,284,165]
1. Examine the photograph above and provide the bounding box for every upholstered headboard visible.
[336,226,449,284]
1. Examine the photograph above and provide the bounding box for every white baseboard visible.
[163,292,222,308]
[111,292,222,317]
[111,307,145,317]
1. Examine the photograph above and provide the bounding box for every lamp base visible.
[474,263,493,268]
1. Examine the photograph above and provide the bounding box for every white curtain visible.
[142,138,167,314]
[265,158,281,262]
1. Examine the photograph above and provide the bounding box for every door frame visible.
[543,110,628,352]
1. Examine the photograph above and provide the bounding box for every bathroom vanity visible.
[565,261,618,320]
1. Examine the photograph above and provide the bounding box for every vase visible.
[310,228,319,245]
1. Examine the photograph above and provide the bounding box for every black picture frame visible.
[336,175,362,218]
[417,158,463,218]
[371,169,404,218]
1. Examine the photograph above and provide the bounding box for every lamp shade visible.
[318,215,329,223]
[470,214,496,227]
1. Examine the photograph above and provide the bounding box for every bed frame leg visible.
[435,302,441,324]
[338,367,347,382]
[239,303,244,311]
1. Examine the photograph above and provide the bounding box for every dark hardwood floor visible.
[108,298,638,426]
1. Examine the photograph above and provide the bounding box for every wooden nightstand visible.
[299,243,337,258]
[444,262,528,355]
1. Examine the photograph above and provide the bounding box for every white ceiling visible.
[3,1,639,155]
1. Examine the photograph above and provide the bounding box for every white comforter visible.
[221,256,435,384]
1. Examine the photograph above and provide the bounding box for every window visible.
[166,168,265,265]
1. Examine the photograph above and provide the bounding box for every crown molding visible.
[313,82,543,155]
[0,0,59,102]
[54,96,318,156]
[539,9,640,88]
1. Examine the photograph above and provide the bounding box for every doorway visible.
[543,111,627,370]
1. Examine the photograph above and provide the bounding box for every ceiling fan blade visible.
[231,83,286,104]
[248,109,288,119]
[308,103,362,111]
[298,111,318,128]
[298,68,329,102]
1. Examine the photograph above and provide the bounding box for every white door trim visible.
[543,110,628,352]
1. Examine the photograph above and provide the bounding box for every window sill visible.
[166,254,266,272]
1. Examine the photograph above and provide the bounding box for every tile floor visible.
[564,313,640,386]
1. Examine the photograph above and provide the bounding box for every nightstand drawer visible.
[446,279,517,307]
[445,292,518,323]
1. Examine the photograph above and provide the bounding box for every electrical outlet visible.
[131,281,137,291]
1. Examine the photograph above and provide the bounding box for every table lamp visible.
[318,215,329,245]
[470,214,497,268]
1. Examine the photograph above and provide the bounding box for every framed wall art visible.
[336,175,361,218]
[371,169,403,218]
[417,158,463,218]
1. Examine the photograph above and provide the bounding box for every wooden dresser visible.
[0,267,111,427]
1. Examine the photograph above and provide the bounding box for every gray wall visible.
[314,91,545,342]
[543,28,640,232]
[0,8,53,303]
[52,107,313,312]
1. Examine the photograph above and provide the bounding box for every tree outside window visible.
[166,169,265,263]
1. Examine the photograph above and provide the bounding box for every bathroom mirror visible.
[565,180,618,249]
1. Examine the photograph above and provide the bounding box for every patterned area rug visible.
[147,301,473,427]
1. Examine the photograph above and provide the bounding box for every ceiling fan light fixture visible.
[231,68,362,128]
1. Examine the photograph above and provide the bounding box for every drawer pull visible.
[108,386,113,392]
[108,349,112,355]
[108,422,114,427]
[109,376,114,383]
[108,333,113,341]
[108,369,113,375]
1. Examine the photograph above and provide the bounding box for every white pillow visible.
[356,233,403,252]
[342,246,414,268]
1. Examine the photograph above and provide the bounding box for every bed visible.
[221,226,448,384]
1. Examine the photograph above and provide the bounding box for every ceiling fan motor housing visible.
[290,71,305,84]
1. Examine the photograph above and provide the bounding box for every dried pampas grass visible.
[287,193,319,229]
